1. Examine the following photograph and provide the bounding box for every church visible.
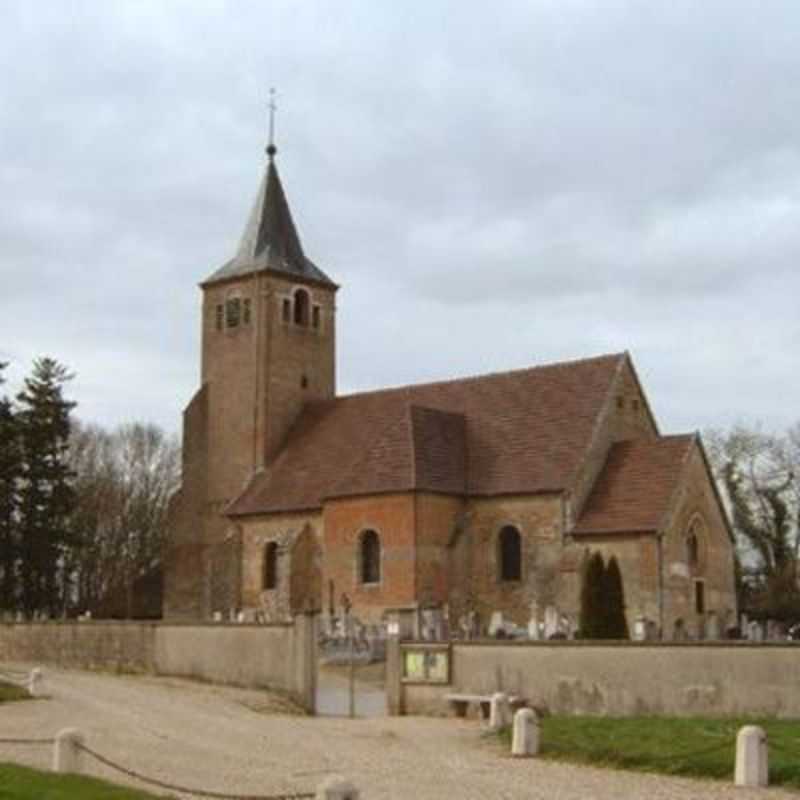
[164,133,737,640]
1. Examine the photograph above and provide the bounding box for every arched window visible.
[498,525,522,582]
[685,515,705,570]
[360,530,381,585]
[687,534,699,568]
[225,292,242,328]
[293,288,310,326]
[263,542,278,590]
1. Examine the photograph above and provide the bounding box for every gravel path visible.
[0,662,792,799]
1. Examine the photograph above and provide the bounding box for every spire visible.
[266,87,277,160]
[201,93,336,288]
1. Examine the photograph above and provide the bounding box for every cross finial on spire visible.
[266,88,277,159]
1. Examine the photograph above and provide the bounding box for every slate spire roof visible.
[202,147,336,288]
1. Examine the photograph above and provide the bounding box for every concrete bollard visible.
[53,728,85,774]
[511,708,540,757]
[489,692,510,731]
[28,667,43,697]
[735,725,768,787]
[316,775,360,800]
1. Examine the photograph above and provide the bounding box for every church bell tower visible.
[164,98,338,619]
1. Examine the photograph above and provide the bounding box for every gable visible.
[567,352,659,524]
[228,353,625,516]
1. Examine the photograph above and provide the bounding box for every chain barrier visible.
[76,742,315,800]
[0,736,55,746]
[0,668,30,684]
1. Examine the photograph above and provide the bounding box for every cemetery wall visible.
[400,641,800,718]
[0,621,156,673]
[154,623,293,687]
[0,616,315,707]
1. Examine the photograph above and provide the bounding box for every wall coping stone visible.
[0,620,293,629]
[400,639,800,650]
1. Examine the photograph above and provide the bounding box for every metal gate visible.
[315,612,387,718]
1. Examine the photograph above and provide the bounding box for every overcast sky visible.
[1,1,798,438]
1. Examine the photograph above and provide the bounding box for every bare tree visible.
[706,424,799,619]
[66,421,116,613]
[67,421,180,618]
[114,423,180,617]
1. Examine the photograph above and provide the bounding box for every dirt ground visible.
[0,662,790,800]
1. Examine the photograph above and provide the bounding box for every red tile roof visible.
[325,405,468,499]
[228,353,626,516]
[573,435,696,534]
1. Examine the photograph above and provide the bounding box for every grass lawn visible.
[0,681,29,704]
[0,763,165,800]
[500,715,800,787]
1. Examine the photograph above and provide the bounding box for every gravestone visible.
[421,608,444,641]
[488,611,505,638]
[544,606,559,639]
[748,621,763,642]
[527,602,540,640]
[766,620,781,641]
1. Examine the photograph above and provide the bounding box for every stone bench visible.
[444,693,524,719]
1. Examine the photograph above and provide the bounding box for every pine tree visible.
[16,358,76,617]
[603,556,629,639]
[579,552,606,639]
[0,363,21,613]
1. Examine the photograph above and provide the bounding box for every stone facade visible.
[660,445,737,638]
[165,242,336,619]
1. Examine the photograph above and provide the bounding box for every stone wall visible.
[0,617,315,708]
[166,268,337,622]
[399,640,800,718]
[459,494,564,628]
[660,443,737,638]
[415,493,464,610]
[153,624,292,689]
[239,510,323,617]
[163,384,209,620]
[323,493,417,623]
[0,622,156,673]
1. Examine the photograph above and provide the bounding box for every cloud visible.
[1,0,799,438]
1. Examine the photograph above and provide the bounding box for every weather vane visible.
[267,87,277,158]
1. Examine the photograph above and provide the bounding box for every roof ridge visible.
[614,433,695,448]
[407,403,465,418]
[337,352,626,403]
[408,404,419,490]
[653,433,699,534]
